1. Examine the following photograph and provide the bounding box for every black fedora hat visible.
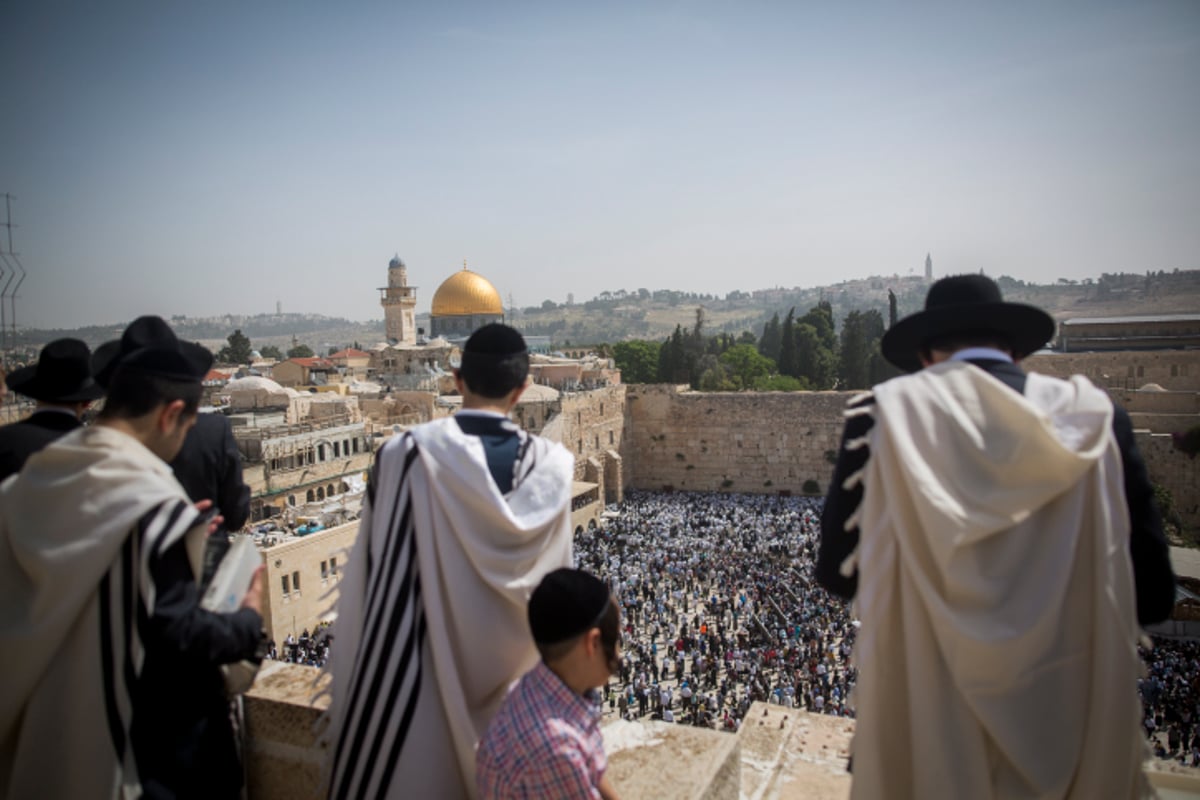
[880,274,1056,373]
[6,338,106,403]
[91,316,214,388]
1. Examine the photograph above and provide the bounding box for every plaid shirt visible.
[476,661,607,799]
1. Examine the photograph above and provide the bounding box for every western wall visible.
[620,383,1198,531]
[622,385,852,497]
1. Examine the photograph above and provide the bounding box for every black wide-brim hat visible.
[880,274,1056,373]
[6,337,106,403]
[91,315,214,388]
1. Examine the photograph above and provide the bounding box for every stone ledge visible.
[603,719,741,799]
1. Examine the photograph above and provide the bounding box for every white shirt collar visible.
[949,347,1013,364]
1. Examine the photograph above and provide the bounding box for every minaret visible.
[379,255,418,345]
[925,252,933,280]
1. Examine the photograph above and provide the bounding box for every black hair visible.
[535,597,621,669]
[457,350,529,399]
[98,365,203,420]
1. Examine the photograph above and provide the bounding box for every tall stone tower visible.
[925,252,933,280]
[379,255,418,345]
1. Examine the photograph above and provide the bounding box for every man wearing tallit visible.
[324,324,575,799]
[818,275,1175,799]
[0,316,266,799]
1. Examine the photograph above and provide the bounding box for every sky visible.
[1,1,1198,329]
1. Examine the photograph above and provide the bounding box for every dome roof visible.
[226,375,286,393]
[431,268,503,316]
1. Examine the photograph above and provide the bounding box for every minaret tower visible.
[379,255,418,345]
[925,252,933,281]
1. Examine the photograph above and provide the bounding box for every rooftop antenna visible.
[0,194,25,352]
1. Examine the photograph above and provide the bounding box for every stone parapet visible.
[243,661,328,800]
[239,672,1200,798]
[603,719,741,799]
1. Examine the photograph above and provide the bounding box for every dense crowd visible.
[575,490,856,733]
[1141,637,1200,766]
[265,488,1199,761]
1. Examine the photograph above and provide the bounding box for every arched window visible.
[288,495,296,506]
[317,487,325,501]
[306,489,315,503]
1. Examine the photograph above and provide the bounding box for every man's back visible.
[839,363,1150,798]
[0,411,80,481]
[324,417,574,799]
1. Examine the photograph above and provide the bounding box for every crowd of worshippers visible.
[1141,636,1200,766]
[266,622,333,667]
[573,489,857,732]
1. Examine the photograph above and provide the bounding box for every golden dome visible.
[431,267,503,316]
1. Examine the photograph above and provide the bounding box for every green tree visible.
[794,323,837,389]
[753,374,806,391]
[287,343,315,359]
[612,340,661,383]
[837,308,890,390]
[759,312,782,362]
[719,344,774,389]
[778,308,797,378]
[259,344,284,360]
[216,329,253,364]
[657,326,689,383]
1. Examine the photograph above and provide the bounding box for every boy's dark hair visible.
[534,598,621,669]
[457,324,529,399]
[98,365,203,420]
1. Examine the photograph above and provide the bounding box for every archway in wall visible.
[288,495,296,506]
[317,487,325,501]
[307,489,315,502]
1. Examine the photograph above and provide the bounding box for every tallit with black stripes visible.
[322,416,574,799]
[0,425,203,799]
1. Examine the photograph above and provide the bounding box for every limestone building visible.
[429,264,504,338]
[379,255,418,345]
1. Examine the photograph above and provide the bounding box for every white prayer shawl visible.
[848,362,1149,800]
[324,417,574,799]
[0,425,203,799]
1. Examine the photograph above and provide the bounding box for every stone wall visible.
[621,385,1198,531]
[624,385,850,496]
[1025,350,1200,392]
[556,385,628,502]
[1137,432,1200,531]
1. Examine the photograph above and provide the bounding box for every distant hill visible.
[9,270,1198,354]
[507,269,1200,346]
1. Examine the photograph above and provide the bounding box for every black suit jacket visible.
[817,358,1176,626]
[0,411,82,481]
[171,413,251,532]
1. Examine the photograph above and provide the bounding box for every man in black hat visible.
[476,567,621,799]
[816,275,1174,798]
[324,323,575,799]
[0,316,265,799]
[0,338,105,481]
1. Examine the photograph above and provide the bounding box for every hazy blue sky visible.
[2,1,1197,328]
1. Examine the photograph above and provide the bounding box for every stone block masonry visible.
[624,385,852,496]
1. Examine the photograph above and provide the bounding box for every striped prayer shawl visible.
[328,438,426,799]
[323,417,575,799]
[1,424,201,799]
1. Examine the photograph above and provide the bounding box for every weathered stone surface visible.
[603,719,740,799]
[243,661,328,800]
